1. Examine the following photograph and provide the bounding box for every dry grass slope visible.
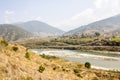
[0,37,120,80]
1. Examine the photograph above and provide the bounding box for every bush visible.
[73,69,79,74]
[77,73,83,78]
[62,68,66,71]
[12,46,18,52]
[53,67,56,70]
[73,69,83,78]
[85,62,91,69]
[25,52,30,60]
[1,40,8,46]
[38,65,45,73]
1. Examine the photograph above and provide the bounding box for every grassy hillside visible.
[15,20,65,36]
[0,37,120,80]
[0,24,33,41]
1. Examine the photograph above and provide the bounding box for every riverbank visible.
[31,49,120,71]
[88,50,120,55]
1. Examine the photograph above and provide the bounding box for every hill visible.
[0,24,33,41]
[0,37,120,80]
[64,14,120,36]
[105,28,120,36]
[15,20,65,37]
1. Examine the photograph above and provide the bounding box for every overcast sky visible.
[0,0,120,31]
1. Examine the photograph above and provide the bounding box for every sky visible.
[0,0,120,31]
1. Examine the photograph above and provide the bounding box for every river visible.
[31,49,120,70]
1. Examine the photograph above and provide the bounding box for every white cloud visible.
[57,0,120,31]
[5,10,15,14]
[4,10,15,23]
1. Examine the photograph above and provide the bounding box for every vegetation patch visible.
[0,40,8,46]
[77,64,82,68]
[85,62,91,69]
[73,69,79,74]
[25,52,30,60]
[73,69,82,78]
[12,46,18,52]
[38,65,45,73]
[53,67,57,70]
[108,69,120,73]
[40,54,58,60]
[76,73,83,78]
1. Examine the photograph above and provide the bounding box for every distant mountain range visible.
[15,20,65,37]
[0,21,65,41]
[1,14,120,41]
[64,14,120,36]
[0,24,32,41]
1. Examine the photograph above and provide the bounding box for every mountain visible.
[0,24,33,41]
[105,28,120,36]
[64,14,120,36]
[15,20,65,37]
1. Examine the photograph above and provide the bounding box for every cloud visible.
[57,0,120,31]
[4,10,15,23]
[5,10,15,14]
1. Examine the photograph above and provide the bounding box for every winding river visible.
[31,49,120,70]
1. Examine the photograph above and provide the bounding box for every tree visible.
[85,62,91,69]
[95,32,100,37]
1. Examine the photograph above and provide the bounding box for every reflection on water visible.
[31,49,120,70]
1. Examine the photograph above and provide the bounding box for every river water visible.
[31,49,120,70]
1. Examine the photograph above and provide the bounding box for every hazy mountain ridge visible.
[64,14,120,36]
[0,24,33,41]
[0,20,65,41]
[15,20,65,36]
[105,28,120,36]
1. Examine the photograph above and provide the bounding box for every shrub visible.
[38,65,45,73]
[1,40,8,46]
[62,68,66,71]
[85,62,91,69]
[73,69,79,74]
[95,32,100,37]
[12,46,18,52]
[25,52,30,60]
[77,73,83,78]
[53,67,56,70]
